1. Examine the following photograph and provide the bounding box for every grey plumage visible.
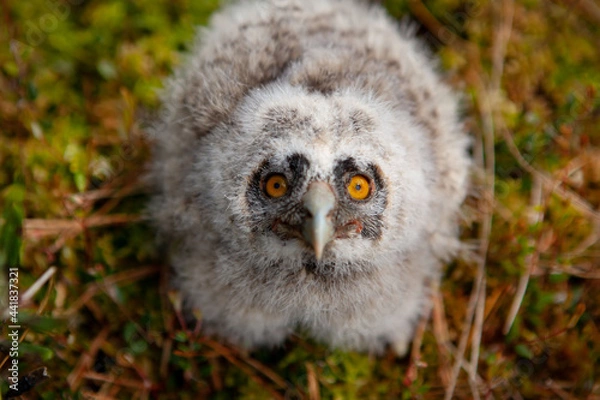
[149,0,470,354]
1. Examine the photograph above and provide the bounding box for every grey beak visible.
[302,182,336,260]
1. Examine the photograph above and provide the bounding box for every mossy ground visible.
[1,0,599,398]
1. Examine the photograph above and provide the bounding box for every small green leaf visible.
[515,344,534,360]
[20,343,54,361]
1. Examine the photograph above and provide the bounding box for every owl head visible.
[189,82,436,277]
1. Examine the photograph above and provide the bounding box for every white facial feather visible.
[149,0,470,353]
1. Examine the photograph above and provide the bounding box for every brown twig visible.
[23,214,142,240]
[194,337,289,391]
[93,174,149,217]
[541,262,600,279]
[82,371,151,390]
[432,291,452,387]
[208,356,224,391]
[80,391,118,400]
[407,0,468,47]
[67,326,111,390]
[69,178,146,209]
[545,379,579,400]
[404,304,429,386]
[65,266,160,316]
[159,335,173,380]
[239,352,289,390]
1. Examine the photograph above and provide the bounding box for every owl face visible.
[195,83,435,274]
[245,150,388,260]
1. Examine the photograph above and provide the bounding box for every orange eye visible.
[347,175,371,200]
[265,174,288,198]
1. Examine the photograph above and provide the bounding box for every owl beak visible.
[302,182,336,261]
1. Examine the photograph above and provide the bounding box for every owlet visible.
[149,0,470,355]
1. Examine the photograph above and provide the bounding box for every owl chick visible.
[150,0,470,355]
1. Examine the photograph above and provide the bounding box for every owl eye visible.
[347,174,371,200]
[264,174,288,198]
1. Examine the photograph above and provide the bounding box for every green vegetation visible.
[1,0,599,398]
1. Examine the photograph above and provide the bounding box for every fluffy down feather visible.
[149,0,470,354]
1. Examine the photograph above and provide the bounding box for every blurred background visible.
[1,0,599,398]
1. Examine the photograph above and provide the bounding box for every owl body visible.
[151,0,470,354]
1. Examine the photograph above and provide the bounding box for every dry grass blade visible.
[543,263,600,279]
[444,261,486,400]
[200,338,286,400]
[404,306,429,386]
[561,231,599,258]
[20,266,57,303]
[69,188,119,207]
[23,214,142,240]
[446,0,514,398]
[306,362,321,400]
[503,176,545,334]
[469,276,487,400]
[500,128,600,226]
